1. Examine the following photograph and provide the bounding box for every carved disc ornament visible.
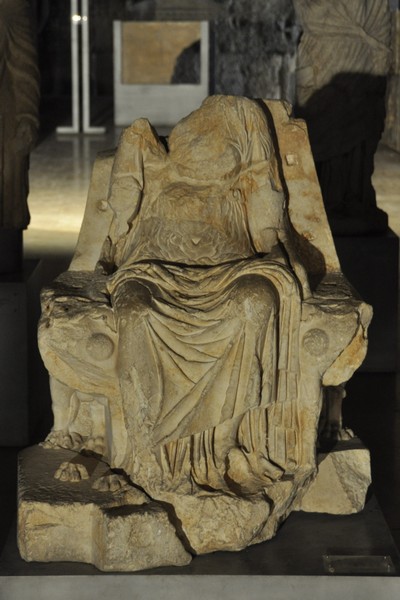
[303,328,329,356]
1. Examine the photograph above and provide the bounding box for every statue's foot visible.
[92,471,130,493]
[54,461,89,482]
[226,447,284,494]
[92,471,150,505]
[40,430,84,451]
[81,436,105,457]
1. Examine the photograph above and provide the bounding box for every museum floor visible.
[1,126,400,587]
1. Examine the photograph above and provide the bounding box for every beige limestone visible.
[20,96,372,571]
[18,446,192,571]
[295,438,372,515]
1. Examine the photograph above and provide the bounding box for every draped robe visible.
[98,97,305,491]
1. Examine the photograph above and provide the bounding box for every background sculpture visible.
[0,0,39,233]
[19,96,372,572]
[294,0,391,235]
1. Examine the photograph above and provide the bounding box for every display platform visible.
[333,229,399,372]
[1,495,399,600]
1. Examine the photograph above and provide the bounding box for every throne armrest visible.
[69,149,115,273]
[301,272,372,386]
[261,100,341,281]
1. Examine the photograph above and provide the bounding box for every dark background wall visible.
[214,0,299,101]
[31,0,299,130]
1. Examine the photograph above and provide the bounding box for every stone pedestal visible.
[294,438,371,515]
[18,446,192,572]
[0,260,44,445]
[334,231,399,372]
[8,481,400,598]
[114,20,210,126]
[18,438,372,573]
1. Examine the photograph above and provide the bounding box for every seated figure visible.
[21,96,372,571]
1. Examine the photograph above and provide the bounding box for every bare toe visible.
[92,471,129,492]
[54,461,89,482]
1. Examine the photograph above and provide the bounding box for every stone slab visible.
[4,442,400,596]
[18,446,191,572]
[6,440,399,579]
[294,439,371,514]
[113,21,210,126]
[333,231,399,372]
[2,494,400,599]
[121,22,201,85]
[5,491,400,575]
[16,439,374,571]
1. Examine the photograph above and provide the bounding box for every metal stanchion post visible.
[81,0,106,134]
[57,0,106,135]
[57,0,80,134]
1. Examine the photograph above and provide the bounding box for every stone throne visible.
[19,96,372,572]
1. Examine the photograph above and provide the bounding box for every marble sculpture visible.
[18,96,372,572]
[295,0,391,234]
[0,0,39,230]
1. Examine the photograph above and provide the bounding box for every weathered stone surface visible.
[294,438,371,515]
[121,22,201,85]
[157,492,273,555]
[20,95,371,571]
[18,446,192,572]
[294,0,391,235]
[214,0,299,101]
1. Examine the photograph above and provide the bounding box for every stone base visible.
[18,440,371,572]
[114,21,209,126]
[333,230,398,372]
[295,439,371,515]
[18,446,191,572]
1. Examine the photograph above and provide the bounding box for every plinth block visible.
[3,442,398,598]
[18,446,191,572]
[17,440,377,574]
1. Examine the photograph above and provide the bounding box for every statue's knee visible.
[231,276,277,324]
[114,281,153,323]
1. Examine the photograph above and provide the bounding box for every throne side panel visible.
[262,100,341,277]
[69,150,115,272]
